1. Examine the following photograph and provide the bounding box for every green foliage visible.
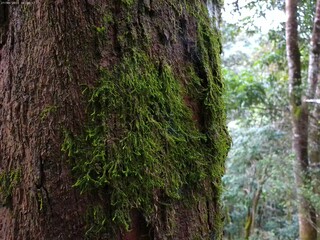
[221,22,242,44]
[223,69,266,109]
[0,169,21,206]
[223,124,298,239]
[297,0,317,42]
[223,30,289,123]
[221,2,305,238]
[302,171,320,216]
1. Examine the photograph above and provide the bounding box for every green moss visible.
[293,105,302,118]
[63,49,214,230]
[40,105,58,121]
[120,0,134,7]
[187,1,230,237]
[0,169,21,206]
[95,26,106,35]
[36,190,44,211]
[103,13,114,25]
[84,205,108,239]
[62,0,230,238]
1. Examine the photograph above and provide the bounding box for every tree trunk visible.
[308,1,320,237]
[307,0,320,162]
[244,167,268,240]
[309,89,320,239]
[0,1,229,240]
[286,0,317,239]
[244,186,262,240]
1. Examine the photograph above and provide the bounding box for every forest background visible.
[221,0,320,239]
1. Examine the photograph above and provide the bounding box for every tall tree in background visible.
[306,0,320,235]
[286,0,320,239]
[0,1,229,239]
[223,0,320,238]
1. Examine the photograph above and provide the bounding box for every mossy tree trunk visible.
[0,1,229,239]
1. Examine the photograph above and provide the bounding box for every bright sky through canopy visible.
[222,0,286,33]
[221,0,287,59]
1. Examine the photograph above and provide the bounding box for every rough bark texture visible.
[0,1,99,239]
[286,0,317,239]
[0,1,229,240]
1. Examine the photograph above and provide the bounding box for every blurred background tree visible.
[221,0,320,239]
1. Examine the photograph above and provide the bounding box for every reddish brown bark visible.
[0,1,226,239]
[0,1,101,239]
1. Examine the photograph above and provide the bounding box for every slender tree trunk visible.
[286,0,317,239]
[244,186,262,240]
[309,88,320,239]
[244,168,268,240]
[0,1,229,239]
[308,1,320,236]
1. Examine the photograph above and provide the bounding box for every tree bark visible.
[286,0,317,239]
[0,1,229,240]
[307,1,320,236]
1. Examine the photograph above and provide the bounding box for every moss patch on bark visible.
[62,0,230,238]
[0,169,21,207]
